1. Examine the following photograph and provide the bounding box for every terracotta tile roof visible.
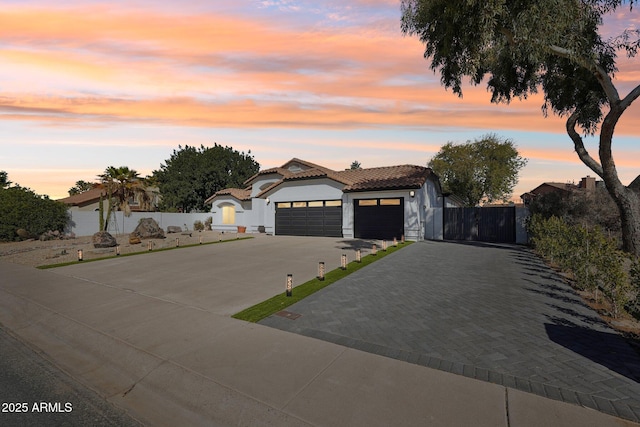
[205,187,252,203]
[336,165,432,192]
[58,187,111,206]
[211,159,435,202]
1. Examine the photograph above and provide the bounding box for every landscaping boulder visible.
[132,218,165,239]
[16,229,33,240]
[167,225,183,233]
[129,234,142,245]
[92,231,117,248]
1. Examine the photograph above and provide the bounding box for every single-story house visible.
[205,158,462,240]
[59,186,160,212]
[520,175,601,206]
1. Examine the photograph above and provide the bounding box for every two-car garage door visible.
[275,200,342,237]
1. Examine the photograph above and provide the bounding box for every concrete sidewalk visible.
[0,236,638,426]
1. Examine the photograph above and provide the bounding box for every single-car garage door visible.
[275,200,342,237]
[354,198,404,240]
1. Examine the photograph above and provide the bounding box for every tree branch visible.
[620,83,640,109]
[566,112,604,178]
[549,45,620,103]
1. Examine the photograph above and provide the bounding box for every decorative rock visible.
[167,225,183,233]
[92,231,117,248]
[16,229,32,240]
[129,235,142,245]
[132,218,165,239]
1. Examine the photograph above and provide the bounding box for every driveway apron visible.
[260,240,640,423]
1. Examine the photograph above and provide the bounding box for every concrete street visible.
[1,235,638,426]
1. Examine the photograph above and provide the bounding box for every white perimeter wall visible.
[67,211,213,237]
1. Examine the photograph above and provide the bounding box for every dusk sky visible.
[1,0,639,201]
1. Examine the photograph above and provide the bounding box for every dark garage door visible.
[354,198,404,240]
[275,200,342,237]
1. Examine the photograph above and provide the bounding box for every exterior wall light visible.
[318,262,325,281]
[266,197,270,205]
[410,190,415,198]
[341,254,347,270]
[77,249,83,261]
[356,248,361,263]
[286,273,293,297]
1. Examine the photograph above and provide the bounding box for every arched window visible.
[220,204,236,224]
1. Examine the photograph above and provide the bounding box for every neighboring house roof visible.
[58,187,110,207]
[207,159,436,203]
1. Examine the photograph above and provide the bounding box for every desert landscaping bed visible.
[0,230,245,267]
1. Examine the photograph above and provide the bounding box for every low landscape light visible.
[393,237,398,247]
[341,254,347,270]
[318,262,325,281]
[147,241,152,251]
[176,238,180,247]
[382,240,387,251]
[372,244,377,256]
[77,249,83,261]
[356,248,361,263]
[401,234,405,244]
[199,235,203,244]
[286,274,293,297]
[115,245,121,256]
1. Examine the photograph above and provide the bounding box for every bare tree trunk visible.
[567,112,640,256]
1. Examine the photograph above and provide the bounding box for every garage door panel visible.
[275,201,343,237]
[354,198,404,240]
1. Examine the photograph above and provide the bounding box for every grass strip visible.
[36,236,254,269]
[232,241,413,323]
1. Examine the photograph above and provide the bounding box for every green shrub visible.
[528,214,633,318]
[193,220,205,231]
[0,186,69,241]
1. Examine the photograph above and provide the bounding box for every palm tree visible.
[98,166,144,216]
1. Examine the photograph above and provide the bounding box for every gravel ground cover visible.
[0,230,245,267]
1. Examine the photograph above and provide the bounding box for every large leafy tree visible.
[429,134,527,207]
[0,173,68,241]
[402,0,640,255]
[153,144,260,212]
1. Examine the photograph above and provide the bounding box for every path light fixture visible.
[199,235,203,244]
[382,240,387,251]
[147,240,153,251]
[372,244,377,256]
[77,249,83,261]
[341,254,347,270]
[401,234,405,244]
[318,262,325,281]
[356,248,361,263]
[393,237,398,247]
[286,274,293,297]
[176,238,180,247]
[116,245,121,256]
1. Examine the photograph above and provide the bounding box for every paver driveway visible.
[261,240,640,423]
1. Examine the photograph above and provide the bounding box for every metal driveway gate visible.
[444,206,516,243]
